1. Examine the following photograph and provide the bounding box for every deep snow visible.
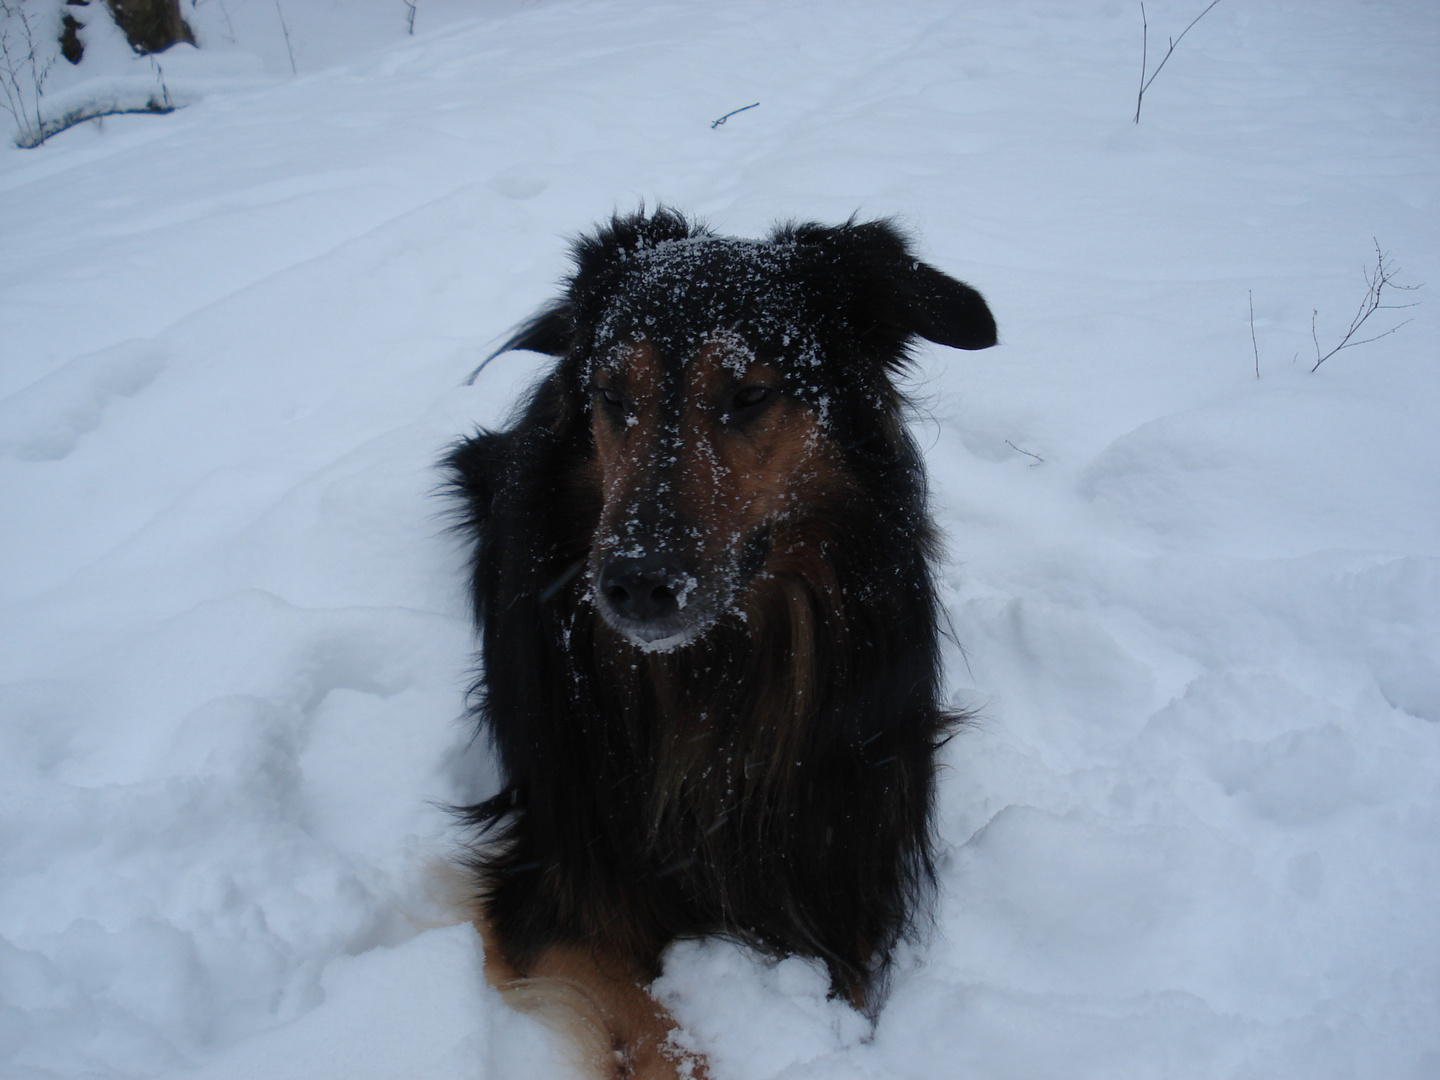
[1,2,1437,1078]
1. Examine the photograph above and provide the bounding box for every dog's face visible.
[578,236,866,651]
[497,213,997,651]
[587,328,842,650]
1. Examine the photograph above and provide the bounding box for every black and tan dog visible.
[446,208,996,1077]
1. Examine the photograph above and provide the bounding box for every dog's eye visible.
[732,386,773,412]
[593,385,625,411]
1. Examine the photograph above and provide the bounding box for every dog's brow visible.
[602,340,664,389]
[694,332,756,378]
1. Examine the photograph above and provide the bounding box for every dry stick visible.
[1249,290,1260,378]
[1134,0,1223,123]
[1005,440,1045,466]
[275,0,297,76]
[0,0,53,146]
[1310,240,1421,372]
[24,97,177,146]
[150,57,173,111]
[711,102,759,129]
[215,0,238,45]
[403,0,417,35]
[1135,2,1148,122]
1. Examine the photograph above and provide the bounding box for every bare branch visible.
[15,96,176,148]
[1134,0,1223,123]
[0,0,54,145]
[1136,2,1148,124]
[274,0,296,76]
[1005,440,1045,466]
[1310,241,1422,372]
[1249,289,1259,378]
[711,102,759,129]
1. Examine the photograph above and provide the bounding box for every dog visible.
[445,208,997,1077]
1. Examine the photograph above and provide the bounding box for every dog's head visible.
[496,209,997,651]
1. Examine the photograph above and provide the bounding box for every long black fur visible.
[445,208,996,1007]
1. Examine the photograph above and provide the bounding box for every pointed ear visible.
[496,302,574,357]
[899,260,997,351]
[464,303,573,384]
[782,218,997,354]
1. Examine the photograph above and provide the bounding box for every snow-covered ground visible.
[2,2,1437,1077]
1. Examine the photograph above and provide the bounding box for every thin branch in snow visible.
[1136,2,1148,121]
[711,101,759,129]
[192,0,239,46]
[0,0,54,147]
[1309,240,1421,372]
[275,0,297,75]
[150,56,173,111]
[25,97,177,145]
[1249,290,1260,379]
[1134,0,1223,124]
[1005,440,1045,466]
[403,0,417,35]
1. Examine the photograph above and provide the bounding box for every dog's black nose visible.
[598,555,690,623]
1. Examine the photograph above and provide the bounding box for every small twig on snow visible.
[23,97,176,146]
[1249,289,1259,379]
[1005,440,1045,466]
[711,102,759,129]
[274,0,297,75]
[403,0,417,35]
[1309,240,1420,372]
[211,0,239,46]
[1134,0,1223,124]
[150,56,173,111]
[0,0,55,146]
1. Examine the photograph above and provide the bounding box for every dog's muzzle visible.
[594,552,706,649]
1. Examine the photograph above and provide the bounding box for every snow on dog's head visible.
[488,208,998,651]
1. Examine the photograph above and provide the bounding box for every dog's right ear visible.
[464,303,574,385]
[444,430,515,530]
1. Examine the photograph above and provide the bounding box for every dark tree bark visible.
[59,12,85,64]
[105,0,194,54]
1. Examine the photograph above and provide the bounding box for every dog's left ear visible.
[787,219,998,353]
[895,257,998,351]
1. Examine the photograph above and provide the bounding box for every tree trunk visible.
[105,0,194,54]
